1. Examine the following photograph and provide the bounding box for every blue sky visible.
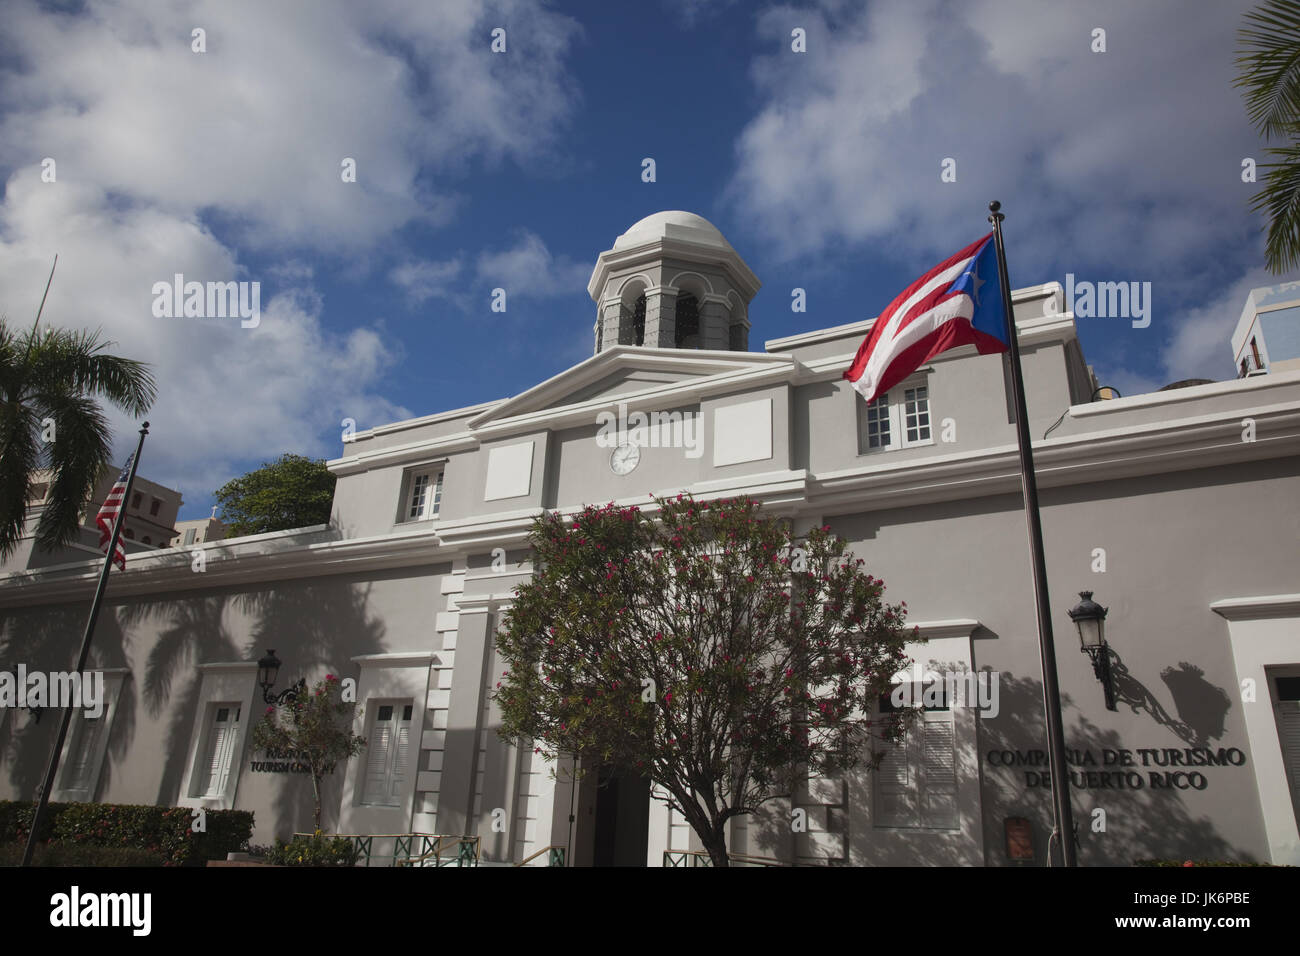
[0,0,1293,520]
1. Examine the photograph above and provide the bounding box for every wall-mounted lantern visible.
[257,649,305,706]
[1068,591,1115,711]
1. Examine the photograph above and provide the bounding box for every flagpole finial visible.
[988,200,1004,223]
[141,421,150,432]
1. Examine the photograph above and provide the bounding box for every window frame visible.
[858,373,934,454]
[51,669,128,803]
[196,702,243,800]
[871,682,959,831]
[359,700,414,808]
[399,464,445,524]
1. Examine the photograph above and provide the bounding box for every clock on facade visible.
[609,442,640,475]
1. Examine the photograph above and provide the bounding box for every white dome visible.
[613,210,733,251]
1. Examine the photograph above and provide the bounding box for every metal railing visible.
[663,849,787,867]
[395,834,481,868]
[293,832,448,867]
[515,844,567,867]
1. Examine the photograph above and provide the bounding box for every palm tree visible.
[1236,0,1300,273]
[0,315,156,560]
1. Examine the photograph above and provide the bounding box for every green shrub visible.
[0,842,164,867]
[0,801,253,867]
[265,831,361,867]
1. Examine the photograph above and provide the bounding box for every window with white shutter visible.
[362,702,412,807]
[1272,673,1300,832]
[54,670,128,803]
[202,705,241,798]
[873,683,959,829]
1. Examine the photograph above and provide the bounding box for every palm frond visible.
[29,327,156,416]
[0,406,41,559]
[1235,0,1300,138]
[30,393,111,553]
[1249,140,1300,273]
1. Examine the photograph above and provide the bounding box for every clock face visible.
[610,442,641,475]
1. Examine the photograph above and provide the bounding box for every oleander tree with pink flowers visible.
[251,674,367,832]
[495,493,917,867]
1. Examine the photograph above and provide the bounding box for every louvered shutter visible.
[1278,700,1300,807]
[364,706,395,805]
[874,729,917,827]
[66,715,104,793]
[389,705,412,802]
[204,706,238,797]
[920,714,958,828]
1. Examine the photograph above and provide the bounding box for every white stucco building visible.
[2,211,1298,866]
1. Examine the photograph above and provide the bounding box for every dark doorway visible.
[592,766,650,866]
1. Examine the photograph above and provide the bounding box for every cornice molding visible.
[1211,594,1300,621]
[4,399,1296,610]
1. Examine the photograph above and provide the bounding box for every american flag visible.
[95,455,133,571]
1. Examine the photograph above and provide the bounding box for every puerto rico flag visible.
[843,234,1011,404]
[95,455,133,571]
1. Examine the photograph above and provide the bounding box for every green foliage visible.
[251,674,366,831]
[495,494,916,865]
[0,800,252,866]
[1236,0,1300,273]
[0,843,165,867]
[265,831,361,866]
[0,316,155,558]
[214,453,335,537]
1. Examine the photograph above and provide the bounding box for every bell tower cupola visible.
[588,211,761,354]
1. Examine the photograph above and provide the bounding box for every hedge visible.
[0,843,165,867]
[1134,858,1277,867]
[0,801,253,867]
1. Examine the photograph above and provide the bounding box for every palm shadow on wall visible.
[0,601,133,802]
[235,579,388,838]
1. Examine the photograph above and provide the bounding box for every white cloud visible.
[390,257,464,305]
[0,0,582,253]
[726,0,1261,274]
[475,230,591,299]
[0,0,583,508]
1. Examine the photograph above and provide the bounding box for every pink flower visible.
[664,692,673,704]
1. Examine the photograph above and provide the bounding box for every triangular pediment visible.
[466,346,792,429]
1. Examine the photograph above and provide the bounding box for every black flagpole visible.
[21,421,150,867]
[987,202,1077,867]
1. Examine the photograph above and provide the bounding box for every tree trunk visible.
[312,772,323,831]
[702,828,730,867]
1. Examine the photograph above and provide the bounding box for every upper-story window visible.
[150,498,161,516]
[633,294,646,347]
[674,294,700,349]
[131,492,142,509]
[405,469,443,521]
[859,377,933,453]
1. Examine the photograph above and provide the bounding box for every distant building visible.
[171,512,227,548]
[12,468,181,570]
[1233,282,1300,377]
